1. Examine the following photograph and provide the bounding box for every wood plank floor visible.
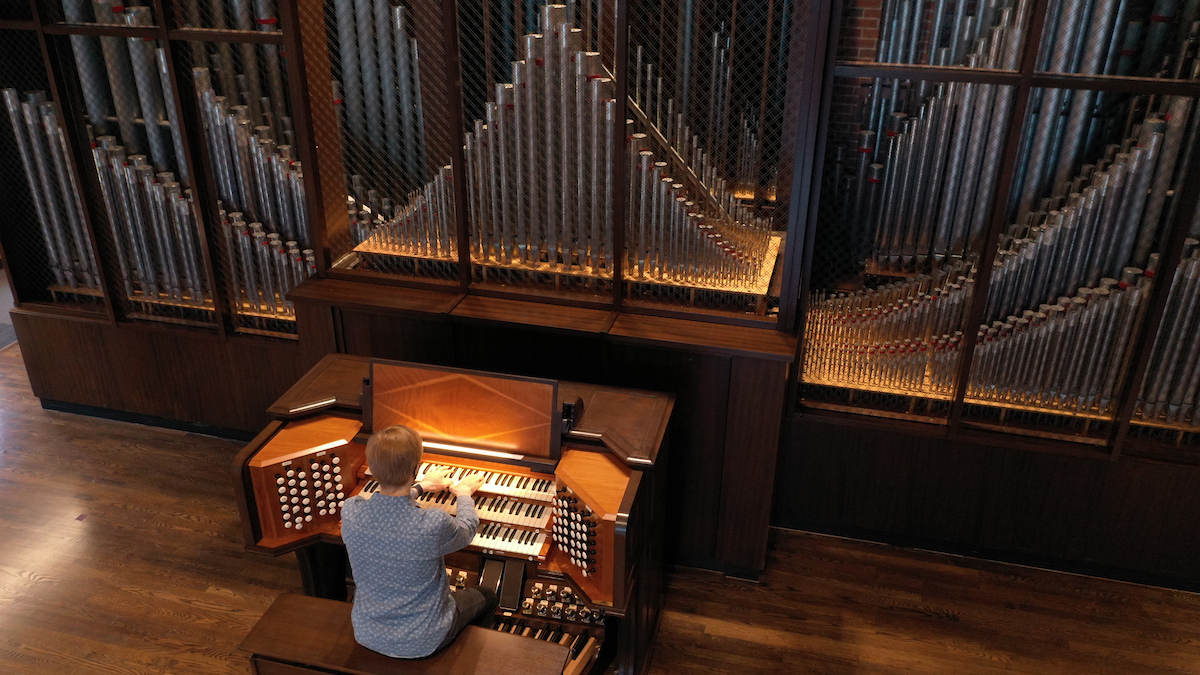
[2,343,1200,674]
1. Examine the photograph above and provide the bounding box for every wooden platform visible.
[2,343,1200,674]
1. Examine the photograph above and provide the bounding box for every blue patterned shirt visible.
[342,491,479,658]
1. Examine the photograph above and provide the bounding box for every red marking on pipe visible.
[112,5,125,12]
[857,146,872,152]
[535,59,544,65]
[257,17,278,24]
[333,98,343,105]
[1150,14,1171,21]
[1145,269,1156,277]
[867,177,881,183]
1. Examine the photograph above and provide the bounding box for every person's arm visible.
[436,474,484,555]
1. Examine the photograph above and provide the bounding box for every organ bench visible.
[241,593,570,675]
[233,355,674,675]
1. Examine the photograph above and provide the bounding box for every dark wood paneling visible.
[451,295,615,334]
[716,357,789,576]
[600,346,732,569]
[774,414,1200,585]
[339,310,455,366]
[608,313,796,360]
[13,309,304,432]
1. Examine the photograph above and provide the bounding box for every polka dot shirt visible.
[342,490,479,658]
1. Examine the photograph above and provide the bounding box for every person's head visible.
[366,425,424,489]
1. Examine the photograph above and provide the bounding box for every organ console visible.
[234,355,673,675]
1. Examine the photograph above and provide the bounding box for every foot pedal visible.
[480,558,504,596]
[499,559,525,611]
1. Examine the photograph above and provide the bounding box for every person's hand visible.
[451,473,485,497]
[418,467,453,493]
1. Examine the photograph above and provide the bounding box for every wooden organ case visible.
[234,355,673,675]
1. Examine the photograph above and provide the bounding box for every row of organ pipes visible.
[347,4,778,296]
[1137,241,1200,428]
[3,91,99,296]
[806,0,1200,420]
[10,0,213,315]
[192,66,314,323]
[22,0,308,324]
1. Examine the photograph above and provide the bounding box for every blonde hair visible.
[366,425,424,488]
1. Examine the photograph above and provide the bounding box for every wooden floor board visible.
[2,343,1200,674]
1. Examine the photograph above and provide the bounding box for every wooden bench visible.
[241,594,570,675]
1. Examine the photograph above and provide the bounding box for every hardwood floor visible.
[649,531,1200,674]
[0,343,300,674]
[2,342,1200,674]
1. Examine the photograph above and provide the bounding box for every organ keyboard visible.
[235,356,673,675]
[358,477,554,559]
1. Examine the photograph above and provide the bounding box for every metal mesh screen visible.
[799,73,1018,420]
[958,89,1196,441]
[1,4,32,21]
[168,0,271,31]
[1036,0,1200,81]
[45,0,160,26]
[0,29,105,312]
[49,10,219,328]
[319,0,459,284]
[182,35,310,336]
[837,0,1028,69]
[621,0,796,319]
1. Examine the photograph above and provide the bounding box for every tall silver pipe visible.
[542,4,566,263]
[93,0,144,154]
[513,62,530,264]
[155,49,189,186]
[335,0,364,139]
[376,0,399,167]
[393,6,417,181]
[524,33,544,263]
[353,0,379,148]
[560,28,582,267]
[1135,99,1192,266]
[497,84,515,264]
[43,103,97,288]
[62,0,114,130]
[109,145,157,298]
[254,0,288,126]
[125,6,172,171]
[411,38,427,176]
[230,0,264,124]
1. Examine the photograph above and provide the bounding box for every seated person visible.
[342,425,497,658]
